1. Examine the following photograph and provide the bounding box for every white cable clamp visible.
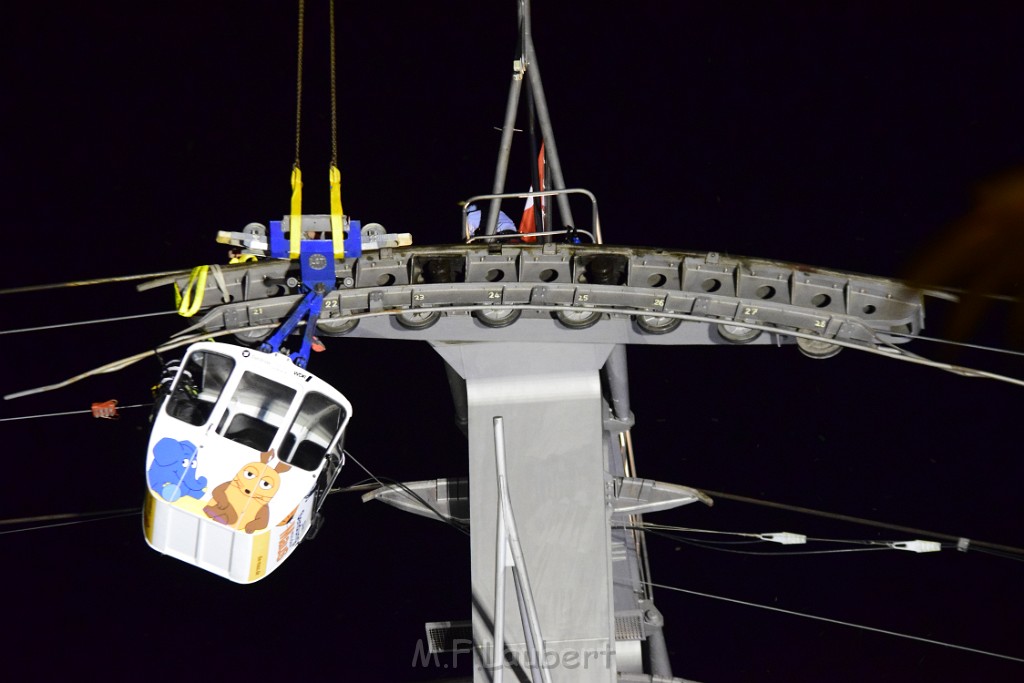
[956,537,970,553]
[889,540,942,553]
[760,532,807,545]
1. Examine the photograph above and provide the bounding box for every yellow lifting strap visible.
[289,166,303,259]
[175,266,209,318]
[330,164,345,258]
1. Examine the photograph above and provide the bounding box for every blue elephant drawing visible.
[148,438,208,502]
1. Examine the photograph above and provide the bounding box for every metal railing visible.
[461,188,603,244]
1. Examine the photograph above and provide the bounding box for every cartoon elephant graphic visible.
[148,438,208,502]
[203,449,291,534]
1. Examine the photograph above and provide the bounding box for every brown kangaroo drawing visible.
[203,449,291,533]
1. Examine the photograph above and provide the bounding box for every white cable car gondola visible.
[143,341,351,583]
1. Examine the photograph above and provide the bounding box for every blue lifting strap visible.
[260,288,324,369]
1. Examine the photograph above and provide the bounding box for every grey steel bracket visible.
[603,411,635,433]
[362,475,709,524]
[361,477,470,526]
[608,478,713,516]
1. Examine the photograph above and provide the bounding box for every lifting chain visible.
[291,0,345,260]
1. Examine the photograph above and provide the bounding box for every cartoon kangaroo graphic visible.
[203,449,291,533]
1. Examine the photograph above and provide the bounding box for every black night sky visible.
[2,2,1022,681]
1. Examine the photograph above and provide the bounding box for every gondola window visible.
[220,372,297,451]
[166,351,235,426]
[280,392,346,471]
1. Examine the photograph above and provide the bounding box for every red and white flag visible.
[518,142,545,243]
